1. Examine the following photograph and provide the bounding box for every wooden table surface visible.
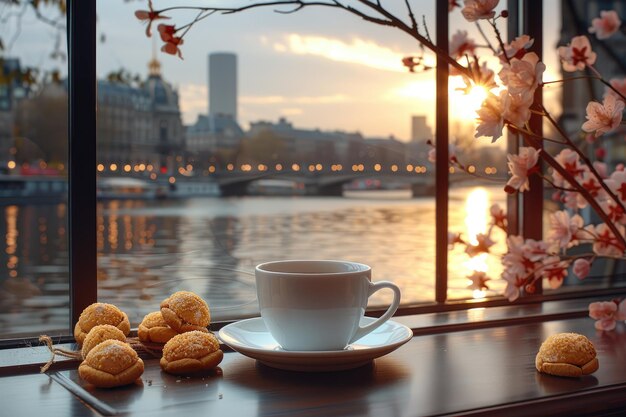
[2,317,626,417]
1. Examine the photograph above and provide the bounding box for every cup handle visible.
[349,281,401,344]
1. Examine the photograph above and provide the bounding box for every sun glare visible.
[448,77,490,121]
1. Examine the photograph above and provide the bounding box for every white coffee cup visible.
[255,260,401,351]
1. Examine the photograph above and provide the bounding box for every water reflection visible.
[0,186,507,337]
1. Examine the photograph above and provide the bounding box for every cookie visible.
[81,324,127,358]
[160,291,210,333]
[74,303,131,346]
[78,340,144,388]
[138,311,178,344]
[160,331,223,375]
[535,332,599,377]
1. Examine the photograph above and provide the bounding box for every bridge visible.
[210,169,436,197]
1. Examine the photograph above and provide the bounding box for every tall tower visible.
[208,52,237,121]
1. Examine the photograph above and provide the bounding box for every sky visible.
[3,0,562,142]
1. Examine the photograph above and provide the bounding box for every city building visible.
[97,56,185,174]
[209,52,237,121]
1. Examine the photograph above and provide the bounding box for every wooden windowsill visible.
[2,302,626,416]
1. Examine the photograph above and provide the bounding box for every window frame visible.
[3,0,626,349]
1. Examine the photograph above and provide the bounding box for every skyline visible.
[4,1,561,141]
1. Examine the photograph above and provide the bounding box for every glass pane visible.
[0,3,69,338]
[543,1,626,295]
[96,1,438,325]
[446,2,509,300]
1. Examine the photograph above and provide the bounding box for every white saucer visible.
[218,317,413,372]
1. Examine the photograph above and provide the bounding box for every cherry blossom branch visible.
[474,21,497,55]
[150,0,472,76]
[539,102,626,215]
[543,76,626,103]
[511,126,626,249]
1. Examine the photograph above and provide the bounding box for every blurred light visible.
[186,164,193,171]
[308,164,315,172]
[147,164,154,172]
[275,163,283,171]
[169,176,176,184]
[468,165,476,174]
[124,164,131,172]
[139,163,146,171]
[178,167,186,174]
[39,161,47,169]
[316,163,323,171]
[292,163,300,171]
[391,164,398,172]
[133,165,140,172]
[149,173,157,180]
[358,164,364,171]
[336,164,343,171]
[406,164,413,172]
[96,164,104,172]
[160,166,167,174]
[227,164,234,171]
[374,163,381,172]
[449,166,455,174]
[110,163,118,171]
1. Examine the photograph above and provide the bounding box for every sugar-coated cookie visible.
[138,311,178,344]
[78,340,144,388]
[81,324,127,358]
[160,291,210,333]
[74,303,131,346]
[160,331,223,375]
[536,332,599,377]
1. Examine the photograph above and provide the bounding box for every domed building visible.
[96,56,185,175]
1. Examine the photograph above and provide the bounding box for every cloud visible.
[178,83,207,124]
[280,108,304,116]
[273,34,409,73]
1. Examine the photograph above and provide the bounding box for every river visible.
[0,186,507,338]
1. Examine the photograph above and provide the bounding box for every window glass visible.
[0,2,69,338]
[95,1,438,325]
[543,0,626,294]
[446,3,509,300]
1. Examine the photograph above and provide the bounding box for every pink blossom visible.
[135,0,170,37]
[461,0,500,22]
[589,10,622,40]
[450,30,477,59]
[502,91,533,127]
[475,92,505,141]
[498,52,545,97]
[465,233,496,257]
[606,170,626,203]
[591,223,625,257]
[605,77,626,103]
[501,35,534,61]
[593,161,608,178]
[551,148,586,187]
[490,204,506,229]
[541,256,569,289]
[467,271,490,291]
[548,210,584,249]
[558,36,597,72]
[504,146,540,193]
[572,258,591,279]
[582,94,625,137]
[589,300,625,331]
[502,235,549,301]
